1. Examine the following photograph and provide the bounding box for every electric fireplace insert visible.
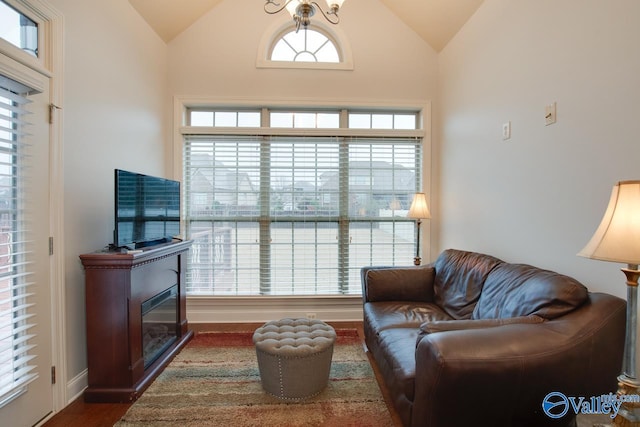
[141,284,178,369]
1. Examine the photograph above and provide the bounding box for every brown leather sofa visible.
[361,249,626,427]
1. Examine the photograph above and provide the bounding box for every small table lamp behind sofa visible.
[407,192,431,266]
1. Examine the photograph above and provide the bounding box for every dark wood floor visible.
[42,321,403,427]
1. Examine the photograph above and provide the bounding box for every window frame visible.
[270,27,340,64]
[256,19,354,71]
[176,100,430,299]
[0,0,51,78]
[174,99,430,324]
[0,0,38,58]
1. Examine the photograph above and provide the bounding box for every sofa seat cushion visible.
[376,327,421,402]
[473,263,589,320]
[434,249,503,320]
[364,301,453,333]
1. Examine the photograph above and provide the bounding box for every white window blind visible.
[0,84,38,406]
[184,133,421,296]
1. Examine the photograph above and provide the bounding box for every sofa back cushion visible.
[472,263,589,320]
[434,249,503,319]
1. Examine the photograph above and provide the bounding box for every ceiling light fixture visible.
[264,0,346,32]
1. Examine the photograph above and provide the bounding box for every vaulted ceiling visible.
[128,0,484,52]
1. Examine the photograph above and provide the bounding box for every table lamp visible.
[408,192,431,266]
[578,180,640,424]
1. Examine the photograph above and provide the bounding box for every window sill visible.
[255,58,354,71]
[186,294,363,323]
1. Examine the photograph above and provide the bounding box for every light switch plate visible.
[545,102,557,126]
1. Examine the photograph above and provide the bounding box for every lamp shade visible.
[408,192,431,220]
[578,180,640,265]
[328,0,345,8]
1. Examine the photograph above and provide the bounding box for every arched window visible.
[257,21,353,70]
[271,28,339,63]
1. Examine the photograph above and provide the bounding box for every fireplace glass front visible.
[142,284,178,369]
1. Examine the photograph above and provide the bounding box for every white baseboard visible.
[66,369,87,404]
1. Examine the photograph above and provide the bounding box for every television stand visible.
[80,240,193,402]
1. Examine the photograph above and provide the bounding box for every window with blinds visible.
[0,85,38,406]
[183,108,423,296]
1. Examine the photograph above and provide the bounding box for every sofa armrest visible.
[411,294,625,427]
[361,265,435,303]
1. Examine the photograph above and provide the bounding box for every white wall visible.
[167,0,437,106]
[436,0,640,297]
[47,0,169,393]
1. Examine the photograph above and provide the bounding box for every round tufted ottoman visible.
[252,318,337,400]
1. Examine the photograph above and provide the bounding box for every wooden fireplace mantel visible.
[80,240,193,403]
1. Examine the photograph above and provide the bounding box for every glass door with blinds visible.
[0,71,53,425]
[183,109,423,296]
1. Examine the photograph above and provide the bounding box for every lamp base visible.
[613,378,640,426]
[615,267,640,426]
[594,267,640,426]
[614,410,640,426]
[413,256,421,266]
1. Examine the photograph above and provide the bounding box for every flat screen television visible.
[114,169,180,250]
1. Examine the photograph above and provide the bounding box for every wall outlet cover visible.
[502,121,511,140]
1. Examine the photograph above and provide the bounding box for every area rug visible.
[115,329,395,426]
